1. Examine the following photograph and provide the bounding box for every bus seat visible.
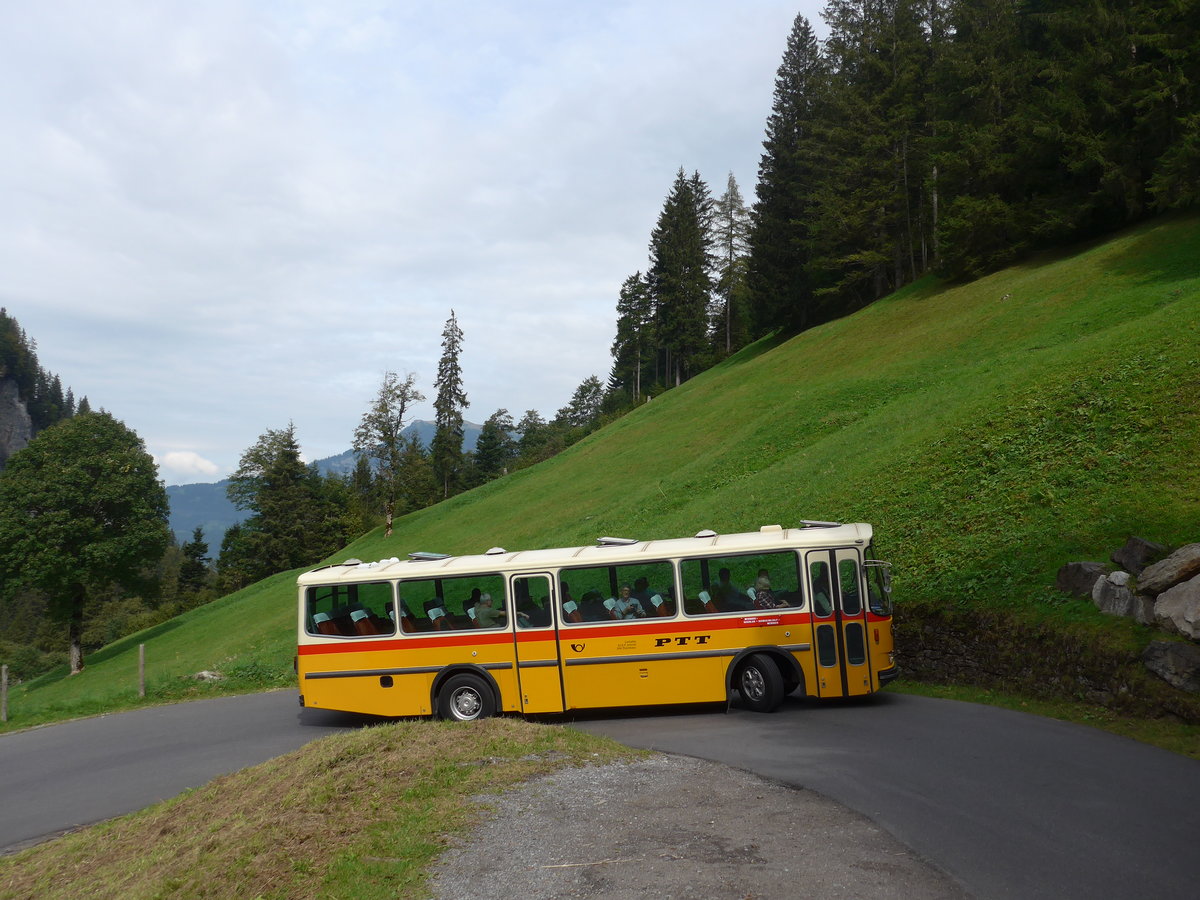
[429,606,450,630]
[350,609,379,635]
[602,598,620,620]
[562,600,582,624]
[313,612,341,636]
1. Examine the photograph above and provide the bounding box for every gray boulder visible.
[1092,572,1137,618]
[1142,640,1200,693]
[1111,536,1166,574]
[1139,543,1200,597]
[1153,574,1200,640]
[1057,562,1108,598]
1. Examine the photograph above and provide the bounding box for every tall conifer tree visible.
[431,310,468,499]
[648,169,713,386]
[747,14,824,336]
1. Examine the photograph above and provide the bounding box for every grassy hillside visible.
[4,213,1198,730]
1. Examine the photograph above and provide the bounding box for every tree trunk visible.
[68,591,85,675]
[384,501,394,538]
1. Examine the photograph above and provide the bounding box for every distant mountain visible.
[166,420,482,551]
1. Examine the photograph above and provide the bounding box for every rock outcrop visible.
[1111,536,1165,574]
[1139,544,1200,597]
[0,377,32,468]
[1092,572,1154,625]
[1153,575,1200,640]
[1142,641,1200,694]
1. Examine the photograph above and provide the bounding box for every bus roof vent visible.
[694,529,717,538]
[485,547,507,555]
[408,551,451,561]
[759,524,784,533]
[800,519,842,528]
[342,558,363,565]
[596,536,638,546]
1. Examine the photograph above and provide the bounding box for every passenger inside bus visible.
[811,564,834,616]
[715,568,752,611]
[611,584,645,619]
[474,592,506,628]
[751,574,785,610]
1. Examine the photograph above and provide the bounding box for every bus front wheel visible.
[438,673,496,722]
[737,654,784,713]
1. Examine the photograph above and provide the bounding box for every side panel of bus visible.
[558,618,729,709]
[299,629,522,716]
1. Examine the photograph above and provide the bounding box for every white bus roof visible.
[297,523,875,586]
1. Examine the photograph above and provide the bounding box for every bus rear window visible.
[307,582,396,637]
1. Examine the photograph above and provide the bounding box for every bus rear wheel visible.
[438,673,496,722]
[737,654,784,713]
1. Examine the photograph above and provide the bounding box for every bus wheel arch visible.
[433,667,499,722]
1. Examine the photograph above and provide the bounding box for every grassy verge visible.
[0,719,638,900]
[889,681,1200,760]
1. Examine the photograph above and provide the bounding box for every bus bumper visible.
[877,665,900,685]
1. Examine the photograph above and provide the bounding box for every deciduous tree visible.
[0,412,169,673]
[353,371,425,536]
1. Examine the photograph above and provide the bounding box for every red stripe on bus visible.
[299,610,836,656]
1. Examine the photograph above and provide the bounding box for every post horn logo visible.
[570,643,585,653]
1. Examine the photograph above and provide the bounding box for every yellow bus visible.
[296,522,895,720]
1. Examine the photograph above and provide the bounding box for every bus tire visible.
[737,653,784,713]
[438,673,495,722]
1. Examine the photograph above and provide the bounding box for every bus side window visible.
[810,562,833,617]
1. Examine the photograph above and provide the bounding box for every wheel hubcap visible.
[742,668,764,701]
[452,687,482,719]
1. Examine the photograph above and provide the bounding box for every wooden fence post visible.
[138,644,145,699]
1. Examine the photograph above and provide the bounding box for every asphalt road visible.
[573,693,1200,900]
[2,690,1198,900]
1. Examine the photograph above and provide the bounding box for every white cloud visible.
[157,450,221,481]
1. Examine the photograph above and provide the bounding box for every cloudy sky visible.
[2,1,825,485]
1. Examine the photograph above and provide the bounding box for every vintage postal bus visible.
[296,522,895,720]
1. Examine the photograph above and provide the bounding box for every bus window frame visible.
[555,559,678,624]
[679,548,806,617]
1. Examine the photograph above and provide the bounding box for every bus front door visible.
[511,574,565,714]
[806,549,873,698]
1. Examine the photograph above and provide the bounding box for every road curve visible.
[2,690,1197,900]
[572,693,1200,900]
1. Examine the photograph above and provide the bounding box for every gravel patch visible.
[429,754,970,899]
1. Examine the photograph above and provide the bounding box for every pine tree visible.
[472,409,518,483]
[610,272,653,402]
[431,310,468,499]
[713,173,752,354]
[648,168,713,386]
[747,13,824,336]
[178,527,211,595]
[227,423,348,579]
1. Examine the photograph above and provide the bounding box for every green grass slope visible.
[5,213,1198,730]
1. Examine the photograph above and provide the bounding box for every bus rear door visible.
[805,549,873,698]
[511,574,565,713]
